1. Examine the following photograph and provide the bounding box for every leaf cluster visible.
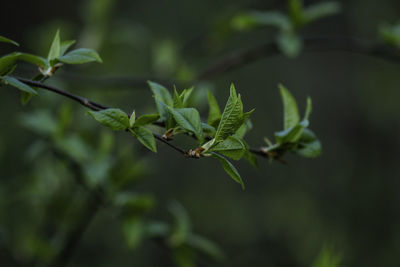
[231,0,341,57]
[261,84,321,160]
[0,30,102,104]
[1,31,322,190]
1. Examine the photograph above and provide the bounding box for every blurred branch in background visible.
[197,36,400,80]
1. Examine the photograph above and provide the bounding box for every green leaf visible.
[207,90,221,128]
[129,111,136,128]
[289,0,306,27]
[60,40,76,56]
[148,81,173,107]
[173,246,196,267]
[0,36,19,46]
[21,91,35,105]
[87,108,129,130]
[166,107,203,142]
[18,53,49,69]
[214,84,244,144]
[209,136,246,160]
[312,245,342,267]
[20,109,58,136]
[173,87,184,108]
[146,221,170,238]
[211,152,245,190]
[296,129,321,158]
[58,48,103,64]
[123,216,144,249]
[275,119,308,144]
[380,22,400,48]
[277,31,303,57]
[187,234,225,261]
[47,29,61,61]
[114,193,155,214]
[148,81,174,124]
[1,76,38,95]
[172,87,194,108]
[54,134,92,162]
[304,2,341,24]
[235,118,253,139]
[202,122,216,135]
[133,114,160,127]
[243,147,258,168]
[180,87,194,107]
[169,201,191,247]
[0,53,19,76]
[279,84,300,129]
[303,96,312,121]
[232,11,291,32]
[130,127,157,152]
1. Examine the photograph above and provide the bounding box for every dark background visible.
[1,0,400,266]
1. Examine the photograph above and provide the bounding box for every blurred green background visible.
[1,0,400,266]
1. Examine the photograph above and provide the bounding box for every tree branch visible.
[14,77,269,159]
[16,77,107,111]
[196,36,400,80]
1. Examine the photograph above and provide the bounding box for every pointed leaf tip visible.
[279,84,300,130]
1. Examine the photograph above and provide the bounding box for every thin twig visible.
[196,36,400,80]
[15,77,107,111]
[153,133,187,155]
[14,76,272,159]
[14,77,202,158]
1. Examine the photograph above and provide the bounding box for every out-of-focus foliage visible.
[1,0,400,266]
[231,0,341,57]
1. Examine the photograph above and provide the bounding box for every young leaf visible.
[166,107,203,142]
[173,87,184,108]
[277,31,303,58]
[202,122,216,135]
[296,129,321,158]
[207,90,221,128]
[168,202,191,246]
[1,76,38,95]
[289,0,306,27]
[380,22,400,48]
[133,114,160,127]
[214,84,244,144]
[48,29,61,61]
[211,152,245,190]
[279,84,300,129]
[235,118,253,139]
[303,96,312,121]
[58,48,103,64]
[243,147,258,168]
[129,111,136,128]
[180,87,194,107]
[186,234,225,261]
[87,108,129,130]
[60,40,76,56]
[21,92,35,105]
[232,11,291,32]
[18,53,49,69]
[304,1,341,24]
[0,53,19,76]
[148,81,174,123]
[275,119,309,144]
[311,245,342,267]
[130,127,157,152]
[209,136,246,160]
[123,216,144,249]
[0,36,19,46]
[148,81,173,106]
